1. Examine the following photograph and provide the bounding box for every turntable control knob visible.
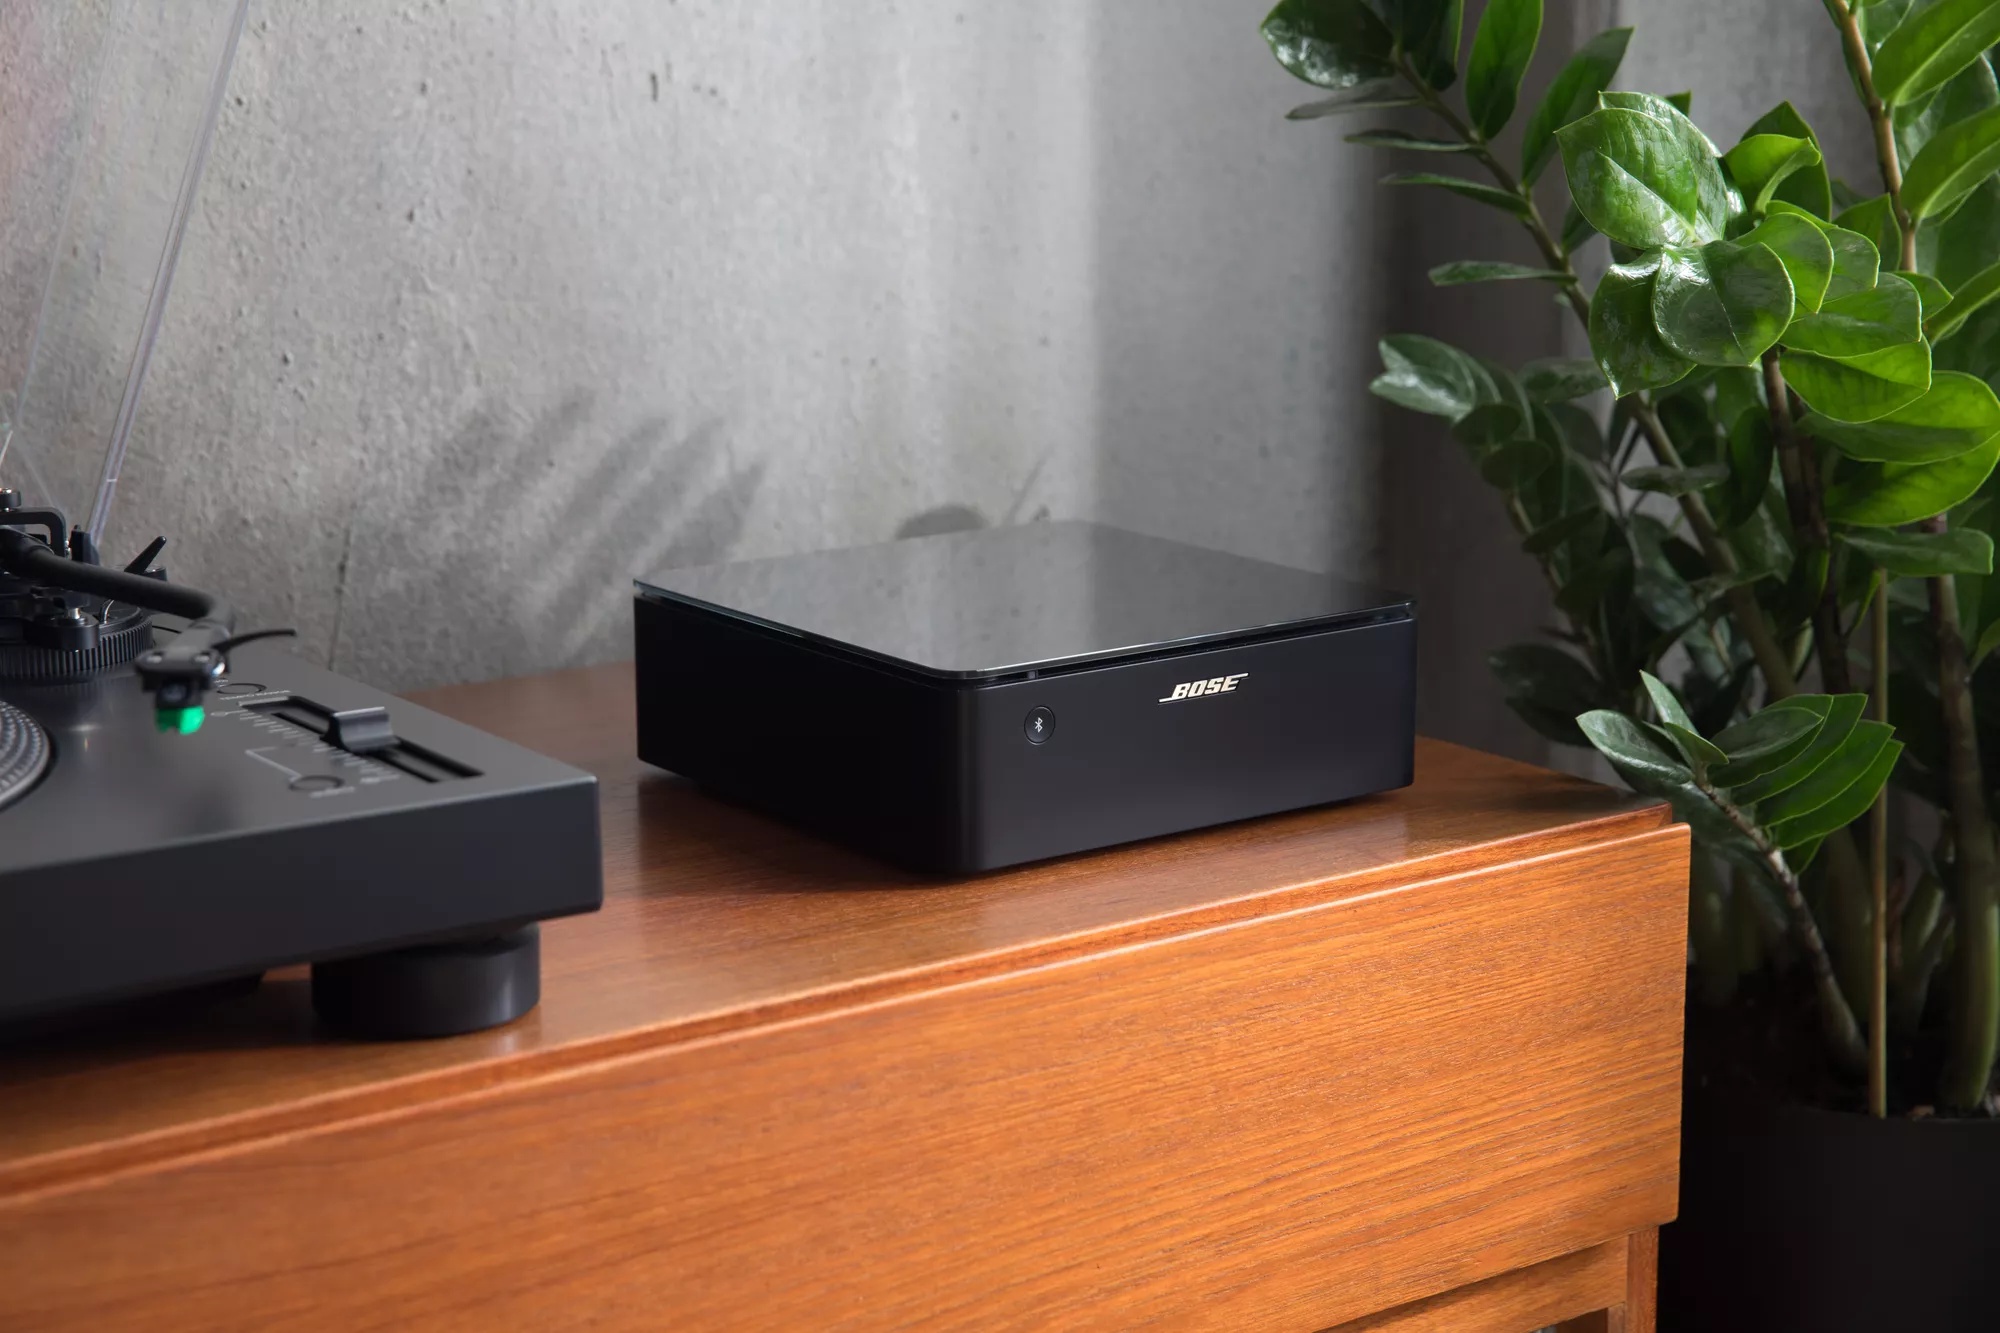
[327,706,397,754]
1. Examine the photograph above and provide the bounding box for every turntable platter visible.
[0,700,49,812]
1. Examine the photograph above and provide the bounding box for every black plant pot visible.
[1661,1081,2000,1331]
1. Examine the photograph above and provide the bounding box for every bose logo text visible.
[1158,673,1247,703]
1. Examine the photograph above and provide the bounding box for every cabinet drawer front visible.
[0,827,1687,1332]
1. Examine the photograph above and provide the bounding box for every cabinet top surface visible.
[0,662,1664,1193]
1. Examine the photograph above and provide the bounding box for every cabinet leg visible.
[1554,1228,1657,1333]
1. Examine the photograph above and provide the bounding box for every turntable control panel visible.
[208,686,481,797]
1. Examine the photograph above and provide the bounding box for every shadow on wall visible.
[328,393,763,691]
[896,504,987,540]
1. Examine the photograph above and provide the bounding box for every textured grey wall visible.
[10,0,1874,743]
[41,0,1381,692]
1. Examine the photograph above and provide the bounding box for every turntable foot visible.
[310,924,540,1039]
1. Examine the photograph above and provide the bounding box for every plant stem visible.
[1400,60,1804,703]
[1635,399,1804,698]
[1764,353,1851,694]
[1824,0,1997,1107]
[1871,571,1890,1117]
[1704,778,1869,1069]
[1397,62,1591,321]
[1827,0,1918,270]
[1926,539,2000,1107]
[1764,356,1875,1015]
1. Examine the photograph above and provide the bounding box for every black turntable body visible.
[0,500,603,1039]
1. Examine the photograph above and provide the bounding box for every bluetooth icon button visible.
[1023,706,1055,745]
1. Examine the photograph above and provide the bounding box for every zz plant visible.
[1263,0,2000,1114]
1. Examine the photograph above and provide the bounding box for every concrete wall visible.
[7,0,1880,739]
[8,0,1381,692]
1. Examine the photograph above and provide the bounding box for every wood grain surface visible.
[1554,1229,1659,1333]
[0,662,1688,1331]
[1324,1236,1626,1333]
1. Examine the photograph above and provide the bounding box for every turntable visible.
[0,1,602,1037]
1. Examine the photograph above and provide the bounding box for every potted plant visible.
[1260,0,2000,1327]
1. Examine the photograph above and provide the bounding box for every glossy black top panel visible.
[635,521,1411,680]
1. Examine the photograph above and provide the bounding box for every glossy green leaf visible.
[1727,693,1867,802]
[1903,104,2000,218]
[1923,175,2000,289]
[1858,0,1920,59]
[1839,526,1996,575]
[1835,194,1902,269]
[1711,703,1826,783]
[1598,91,1723,155]
[1478,438,1554,485]
[1521,357,1607,402]
[1623,463,1731,494]
[1558,106,1727,249]
[1382,171,1531,213]
[1524,451,1600,533]
[1287,88,1421,119]
[1713,700,1833,790]
[1465,0,1541,137]
[1489,642,1601,704]
[1430,260,1570,285]
[1652,240,1796,366]
[1745,102,1832,218]
[1765,730,1904,848]
[1823,431,2000,526]
[1555,542,1630,617]
[1894,52,1998,169]
[1577,709,1694,795]
[1344,128,1475,151]
[1770,202,1883,301]
[1261,0,1397,89]
[1715,365,1766,426]
[1724,134,1824,216]
[1902,271,1953,321]
[1724,500,1794,584]
[1640,670,1696,731]
[1630,520,1706,639]
[1520,26,1632,185]
[1739,212,1833,313]
[1824,227,1887,302]
[1782,339,1933,422]
[1783,277,1925,356]
[1520,505,1602,554]
[1803,372,2000,462]
[1720,408,1776,528]
[1872,0,2000,106]
[1385,0,1466,92]
[1929,261,2000,339]
[1560,199,1595,253]
[1859,0,1919,59]
[1488,642,1603,745]
[1936,294,2000,384]
[1591,259,1697,397]
[1370,334,1492,420]
[1759,719,1895,825]
[1541,402,1604,460]
[1653,720,1728,771]
[1451,401,1527,449]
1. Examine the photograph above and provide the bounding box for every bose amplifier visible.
[634,521,1415,873]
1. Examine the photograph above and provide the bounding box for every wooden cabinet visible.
[0,663,1685,1331]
